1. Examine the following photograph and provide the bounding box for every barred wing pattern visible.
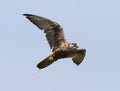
[23,14,67,51]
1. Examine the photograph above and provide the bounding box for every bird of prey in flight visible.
[23,14,86,69]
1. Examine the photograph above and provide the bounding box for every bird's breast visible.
[53,48,76,60]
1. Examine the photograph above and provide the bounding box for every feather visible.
[23,14,67,51]
[72,49,86,65]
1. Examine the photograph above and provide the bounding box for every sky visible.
[0,0,120,91]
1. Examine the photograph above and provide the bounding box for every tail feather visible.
[37,55,55,69]
[72,49,86,65]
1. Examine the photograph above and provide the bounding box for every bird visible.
[23,14,86,69]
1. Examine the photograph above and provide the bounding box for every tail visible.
[37,55,55,69]
[72,49,86,65]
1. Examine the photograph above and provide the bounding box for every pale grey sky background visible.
[0,0,120,91]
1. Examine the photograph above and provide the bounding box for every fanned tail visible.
[72,49,86,65]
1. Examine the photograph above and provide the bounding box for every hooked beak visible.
[75,44,79,48]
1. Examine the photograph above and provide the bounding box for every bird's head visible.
[69,43,79,49]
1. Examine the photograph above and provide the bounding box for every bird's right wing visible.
[23,14,67,51]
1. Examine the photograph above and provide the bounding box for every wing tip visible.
[23,14,33,16]
[36,55,55,69]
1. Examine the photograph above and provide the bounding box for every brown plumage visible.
[23,14,86,69]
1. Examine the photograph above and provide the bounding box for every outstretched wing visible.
[37,53,55,69]
[23,14,67,51]
[72,49,86,65]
